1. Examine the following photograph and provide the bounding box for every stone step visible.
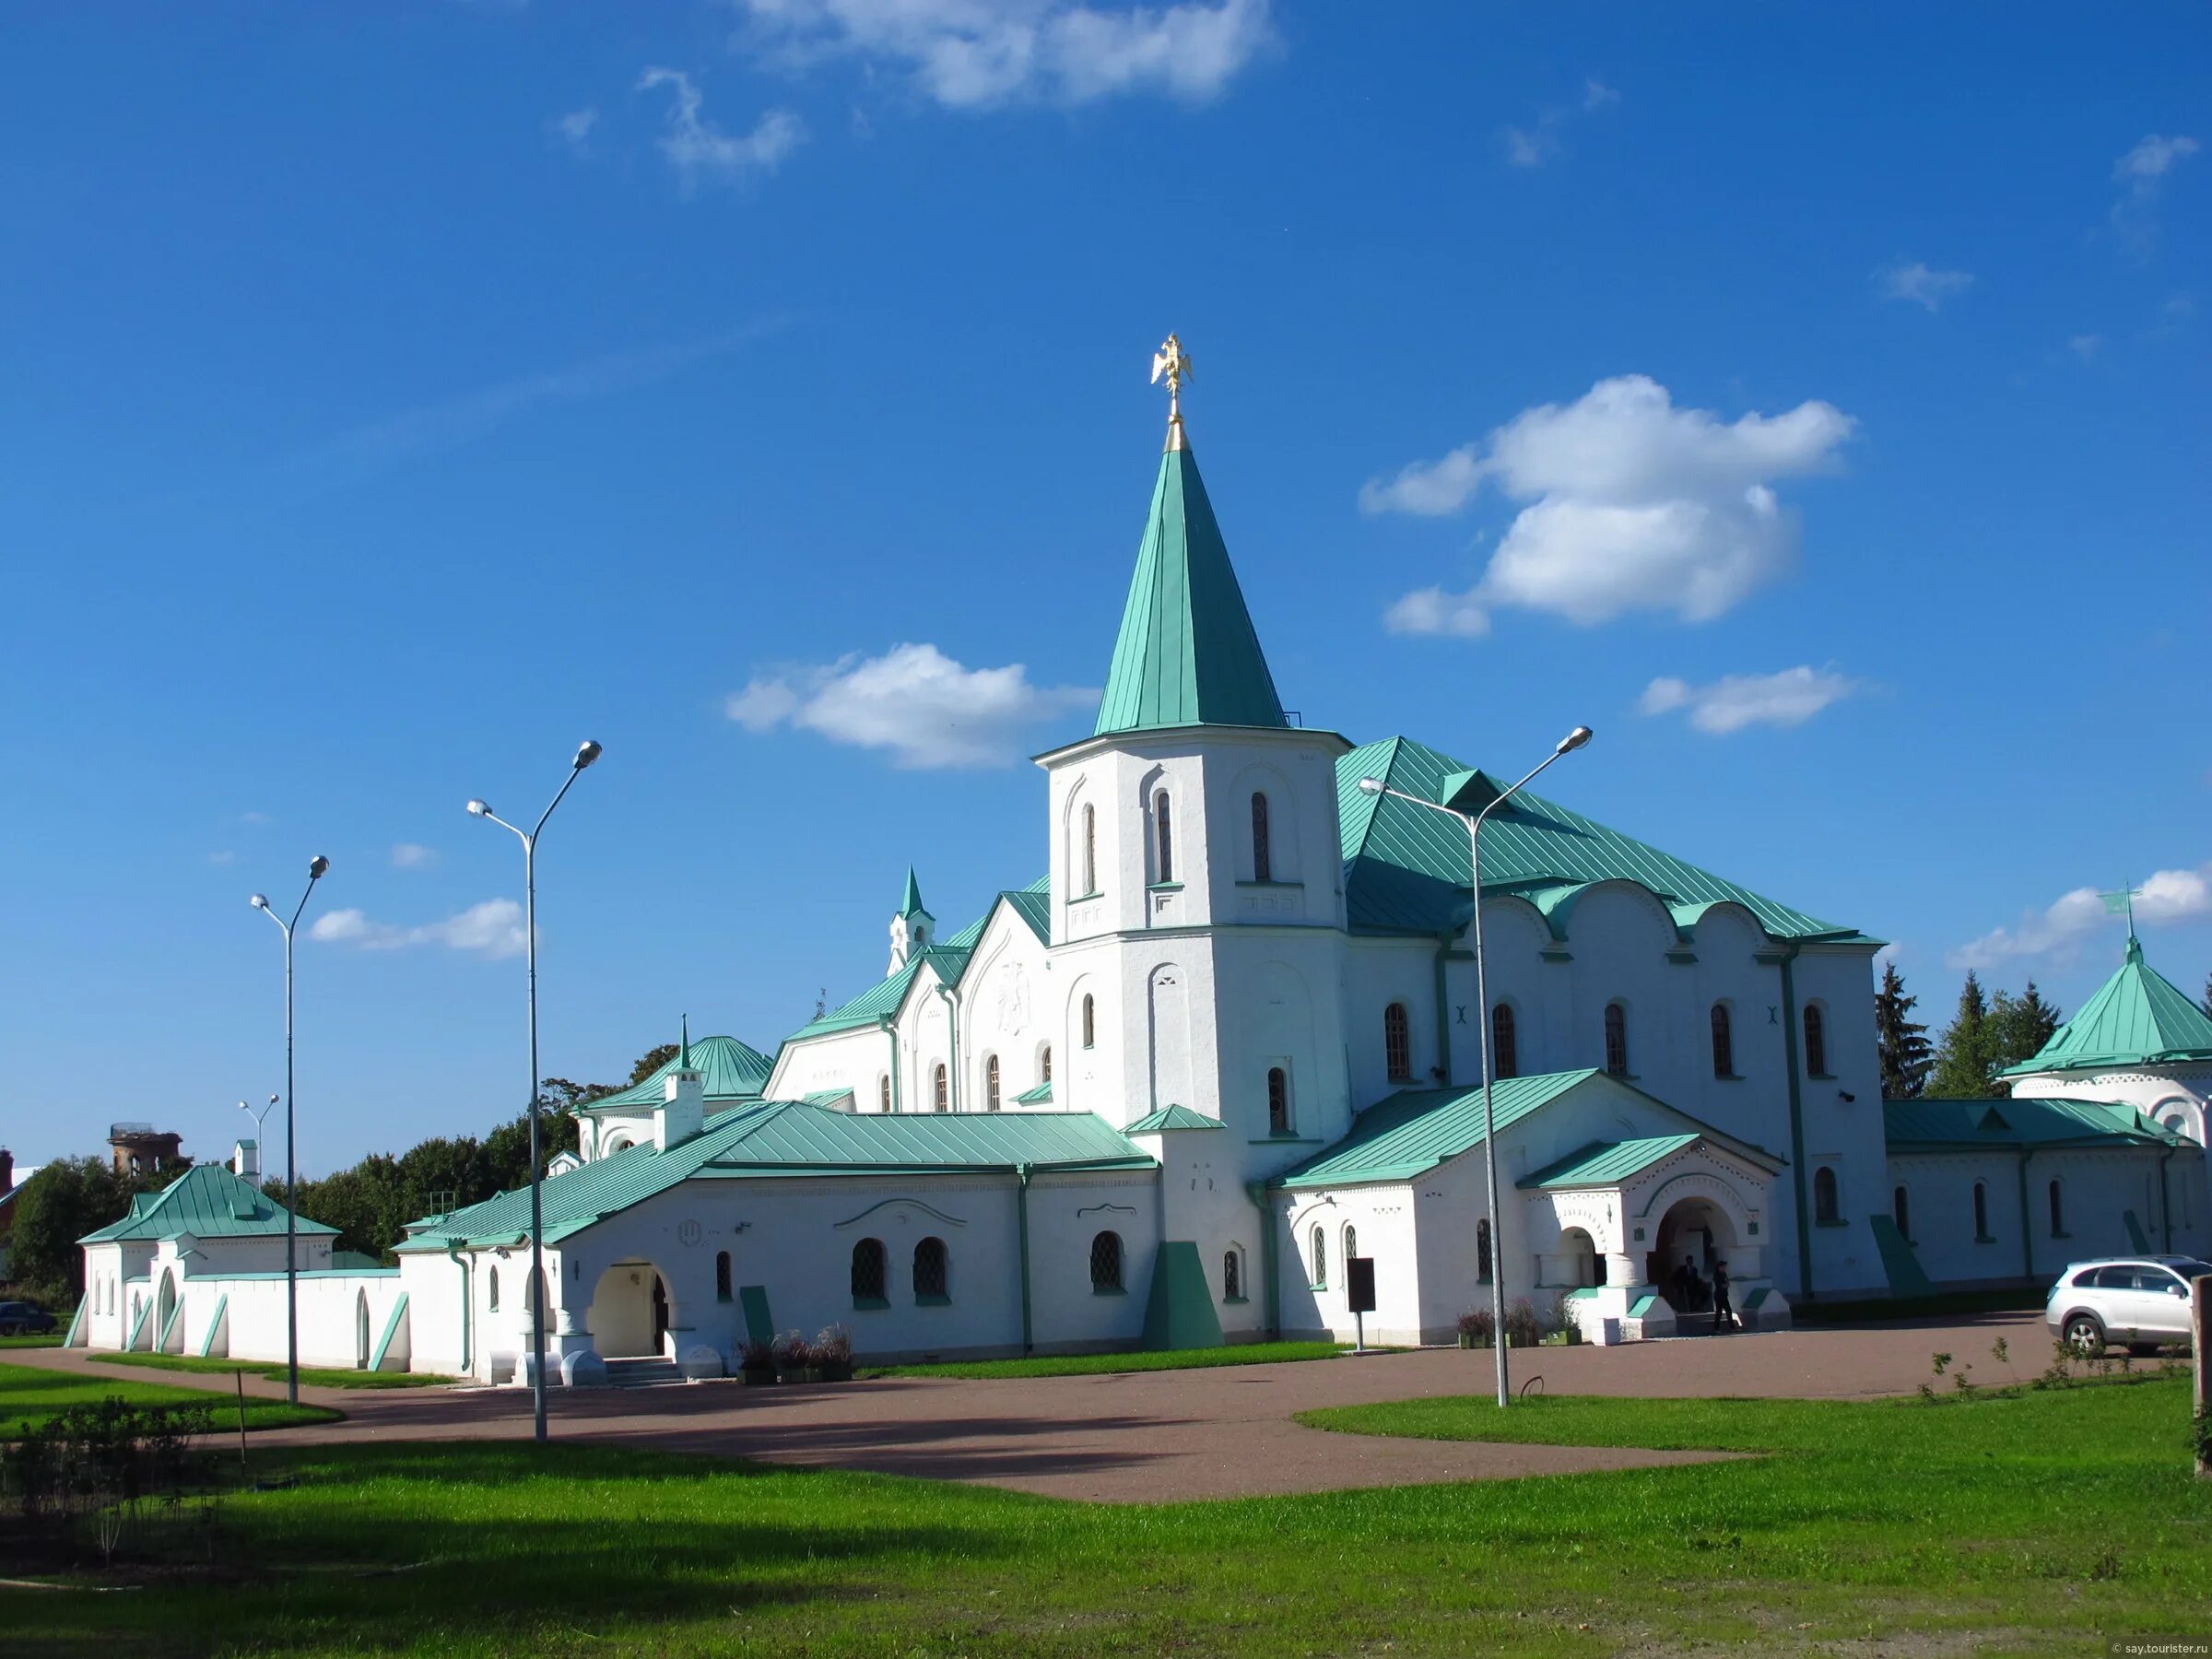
[604,1358,686,1388]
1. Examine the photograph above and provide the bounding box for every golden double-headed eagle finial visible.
[1150,333,1192,450]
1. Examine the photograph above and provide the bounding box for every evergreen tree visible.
[2203,971,2211,1021]
[1927,971,2003,1099]
[1874,961,1934,1099]
[1988,980,2064,1073]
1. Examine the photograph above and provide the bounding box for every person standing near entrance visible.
[1712,1261,1735,1334]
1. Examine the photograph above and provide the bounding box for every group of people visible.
[1668,1255,1737,1333]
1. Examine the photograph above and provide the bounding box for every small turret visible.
[888,865,935,973]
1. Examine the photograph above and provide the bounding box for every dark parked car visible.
[0,1300,57,1336]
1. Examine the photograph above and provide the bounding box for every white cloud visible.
[391,842,437,869]
[1637,665,1859,735]
[1501,75,1619,167]
[1369,374,1853,634]
[727,641,1096,768]
[637,68,806,188]
[737,0,1275,110]
[1877,260,1974,312]
[2111,133,2199,251]
[550,106,599,152]
[1947,863,2212,971]
[208,850,237,866]
[311,899,526,959]
[240,810,271,826]
[2067,333,2103,361]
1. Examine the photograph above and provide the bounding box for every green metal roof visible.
[1277,1071,1595,1189]
[2000,936,2212,1076]
[1013,1080,1054,1105]
[1125,1104,1225,1134]
[1093,441,1288,735]
[79,1163,339,1244]
[1335,735,1866,943]
[1518,1134,1700,1190]
[402,1104,1153,1251]
[899,865,930,921]
[1884,1097,2186,1151]
[580,1035,775,1115]
[786,877,1050,1041]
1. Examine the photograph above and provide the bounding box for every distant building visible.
[109,1124,188,1179]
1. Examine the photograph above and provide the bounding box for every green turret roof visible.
[78,1162,338,1244]
[2000,936,2212,1076]
[899,865,930,921]
[577,1035,776,1115]
[1093,441,1287,735]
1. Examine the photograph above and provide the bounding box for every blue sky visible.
[2,3,2205,1171]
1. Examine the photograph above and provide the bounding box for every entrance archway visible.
[1559,1227,1603,1287]
[587,1262,672,1359]
[355,1290,371,1370]
[155,1269,177,1348]
[1649,1196,1737,1314]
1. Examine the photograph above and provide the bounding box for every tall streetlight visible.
[250,854,330,1406]
[466,738,602,1445]
[1359,725,1592,1408]
[238,1094,276,1173]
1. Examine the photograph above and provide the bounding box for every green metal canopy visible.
[1883,1096,2186,1150]
[2000,936,2212,1076]
[1093,441,1287,735]
[1125,1104,1224,1134]
[1518,1134,1701,1190]
[79,1163,338,1244]
[578,1034,775,1115]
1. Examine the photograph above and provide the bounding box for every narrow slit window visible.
[1155,791,1173,884]
[1491,1003,1517,1080]
[1251,793,1272,882]
[1604,1003,1630,1077]
[1383,1002,1413,1082]
[1711,1003,1734,1077]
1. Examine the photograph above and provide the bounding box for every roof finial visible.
[1150,332,1192,452]
[680,1013,690,1069]
[2100,881,2141,947]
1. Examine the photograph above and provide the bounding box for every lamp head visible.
[307,854,330,880]
[269,1093,278,1106]
[238,1100,249,1112]
[573,739,603,771]
[465,799,490,818]
[1557,725,1594,755]
[250,893,270,911]
[1356,777,1384,796]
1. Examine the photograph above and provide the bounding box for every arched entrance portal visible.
[1558,1227,1603,1287]
[155,1269,178,1348]
[1649,1196,1737,1315]
[587,1262,672,1359]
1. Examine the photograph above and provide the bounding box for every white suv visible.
[2045,1256,2211,1355]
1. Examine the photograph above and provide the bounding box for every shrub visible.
[0,1397,220,1570]
[770,1330,813,1372]
[1455,1307,1494,1341]
[737,1336,776,1372]
[813,1324,853,1364]
[1504,1298,1541,1347]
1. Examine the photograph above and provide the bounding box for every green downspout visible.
[2016,1152,2034,1283]
[1016,1163,1035,1354]
[2159,1148,2175,1253]
[1431,937,1453,1083]
[1777,942,1813,1300]
[445,1242,473,1374]
[884,1018,901,1113]
[1245,1182,1280,1338]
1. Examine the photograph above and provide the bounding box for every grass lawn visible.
[0,1332,66,1348]
[857,1337,1349,1379]
[97,1351,457,1390]
[0,1360,339,1437]
[4,1371,2207,1654]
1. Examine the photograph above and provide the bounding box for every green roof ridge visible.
[2002,935,2212,1075]
[1125,1104,1224,1134]
[1093,441,1287,735]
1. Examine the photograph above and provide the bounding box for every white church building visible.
[74,350,2210,1378]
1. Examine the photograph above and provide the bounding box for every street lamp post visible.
[238,1094,276,1171]
[466,739,602,1445]
[250,855,330,1406]
[1359,725,1592,1407]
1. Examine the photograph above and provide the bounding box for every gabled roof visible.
[1884,1097,2186,1151]
[786,877,1050,1041]
[2001,937,2212,1076]
[401,1104,1153,1251]
[1013,1080,1055,1105]
[1093,440,1287,735]
[1335,735,1866,943]
[1125,1104,1224,1134]
[79,1163,338,1244]
[1519,1134,1701,1190]
[580,1035,775,1115]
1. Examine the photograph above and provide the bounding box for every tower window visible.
[934,1064,949,1112]
[1710,1003,1734,1078]
[1266,1066,1290,1135]
[1604,1003,1630,1076]
[1082,994,1096,1049]
[1814,1166,1840,1225]
[878,1076,891,1113]
[1041,1045,1053,1084]
[1251,793,1272,882]
[1383,1002,1413,1082]
[1155,791,1174,884]
[1081,803,1098,896]
[985,1054,1002,1112]
[1803,1005,1829,1077]
[1490,1003,1517,1079]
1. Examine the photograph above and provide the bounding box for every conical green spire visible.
[2004,934,2212,1074]
[898,865,929,921]
[1093,440,1288,736]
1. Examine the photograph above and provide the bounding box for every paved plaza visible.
[14,1311,2053,1503]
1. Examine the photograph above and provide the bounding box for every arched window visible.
[2048,1179,2065,1237]
[1154,790,1174,884]
[488,1266,500,1312]
[1710,1003,1734,1078]
[1491,1003,1518,1080]
[1604,1002,1630,1077]
[851,1238,888,1305]
[1476,1218,1492,1283]
[1266,1066,1290,1135]
[1251,793,1272,882]
[1310,1225,1328,1289]
[1081,994,1096,1049]
[1892,1185,1911,1241]
[1041,1046,1053,1084]
[1383,1002,1412,1082]
[1223,1249,1242,1300]
[1972,1181,1990,1239]
[985,1054,1002,1112]
[934,1063,949,1112]
[715,1251,733,1302]
[1089,1230,1124,1292]
[1814,1166,1840,1225]
[1081,803,1098,895]
[878,1076,892,1113]
[1803,1005,1829,1077]
[913,1236,949,1301]
[1343,1223,1358,1264]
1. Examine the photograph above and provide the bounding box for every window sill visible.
[2051,1232,2072,1241]
[1222,1295,1249,1305]
[1974,1235,1998,1245]
[1092,1287,1127,1298]
[915,1294,952,1307]
[1253,1135,1322,1146]
[1309,1283,1327,1293]
[1713,1073,1744,1083]
[716,1295,734,1304]
[1807,1073,1838,1082]
[1235,879,1304,889]
[1065,891,1102,904]
[852,1297,888,1311]
[1814,1218,1850,1229]
[1147,881,1184,893]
